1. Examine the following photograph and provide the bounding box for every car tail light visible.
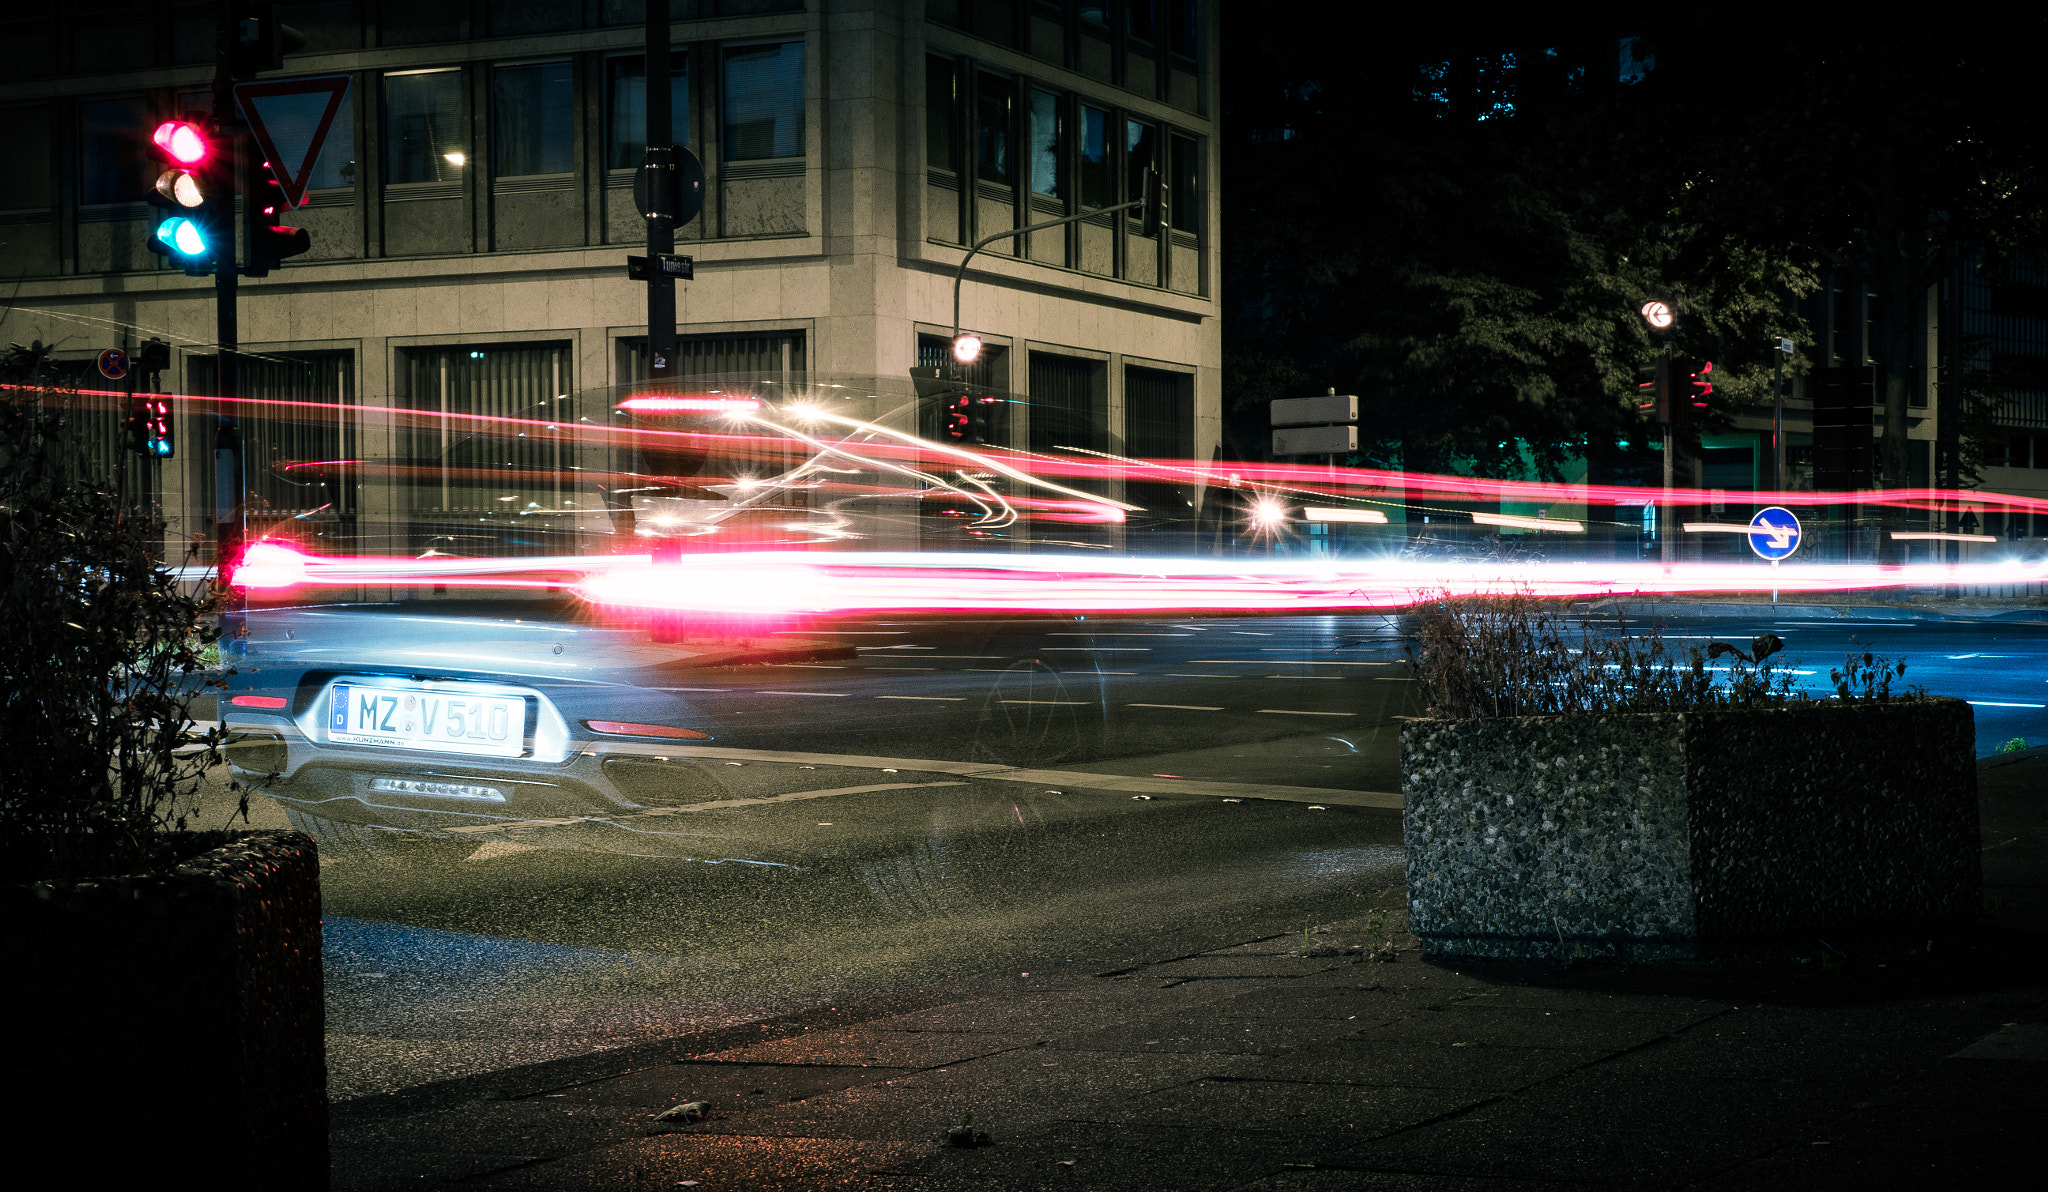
[230,695,290,709]
[583,720,710,740]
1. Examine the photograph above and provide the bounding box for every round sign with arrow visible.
[1748,506,1802,561]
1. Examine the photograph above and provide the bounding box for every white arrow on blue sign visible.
[1748,506,1802,560]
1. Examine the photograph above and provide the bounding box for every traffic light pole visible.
[644,0,676,383]
[1659,344,1674,568]
[213,9,246,641]
[949,188,1155,378]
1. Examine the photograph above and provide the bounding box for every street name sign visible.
[1273,424,1358,456]
[1748,506,1802,560]
[1271,394,1359,426]
[627,254,695,280]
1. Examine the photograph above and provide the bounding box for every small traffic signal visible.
[1671,358,1714,425]
[146,118,229,275]
[126,395,174,458]
[228,3,306,79]
[243,151,309,275]
[939,391,1000,446]
[1138,167,1164,238]
[135,338,170,378]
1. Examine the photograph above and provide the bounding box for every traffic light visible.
[228,3,306,79]
[146,117,229,275]
[951,332,983,365]
[1635,364,1661,421]
[243,151,309,276]
[126,395,174,459]
[938,390,1001,446]
[1670,358,1714,425]
[1138,166,1164,238]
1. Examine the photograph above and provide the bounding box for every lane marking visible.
[1189,659,1390,666]
[1040,647,1153,652]
[877,695,966,701]
[1266,675,1344,680]
[627,781,969,816]
[1166,673,1240,678]
[1002,699,1089,705]
[586,742,1402,808]
[755,691,852,697]
[1257,709,1357,717]
[1373,677,1417,682]
[1128,703,1225,711]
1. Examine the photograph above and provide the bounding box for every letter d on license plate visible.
[329,681,527,757]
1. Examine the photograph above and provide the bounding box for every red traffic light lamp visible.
[243,153,310,276]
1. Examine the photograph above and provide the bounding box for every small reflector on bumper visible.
[230,695,289,709]
[583,720,710,740]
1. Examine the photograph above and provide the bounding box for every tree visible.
[1221,7,2045,488]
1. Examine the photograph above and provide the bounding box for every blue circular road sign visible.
[97,347,129,380]
[1748,506,1802,560]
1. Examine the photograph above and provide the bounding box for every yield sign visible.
[234,75,352,210]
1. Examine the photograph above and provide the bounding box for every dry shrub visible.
[1407,591,1801,719]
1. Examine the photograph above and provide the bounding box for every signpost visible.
[1748,505,1802,603]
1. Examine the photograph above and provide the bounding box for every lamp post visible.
[1641,301,1675,566]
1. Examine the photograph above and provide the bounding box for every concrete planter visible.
[1401,698,1980,961]
[0,830,327,1189]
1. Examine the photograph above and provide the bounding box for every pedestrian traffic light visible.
[1671,358,1714,425]
[1138,166,1164,238]
[146,117,228,275]
[938,390,1000,446]
[243,152,309,275]
[126,394,174,458]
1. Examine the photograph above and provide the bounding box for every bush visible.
[0,361,233,883]
[1406,591,1803,719]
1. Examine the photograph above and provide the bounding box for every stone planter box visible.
[1401,698,1980,961]
[0,830,327,1189]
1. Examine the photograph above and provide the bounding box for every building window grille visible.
[493,61,575,178]
[384,69,465,185]
[188,351,358,521]
[397,343,574,537]
[618,331,807,385]
[722,42,804,162]
[606,52,690,169]
[1029,353,1105,455]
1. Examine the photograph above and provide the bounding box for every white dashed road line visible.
[876,695,966,701]
[1257,709,1357,717]
[1128,703,1225,711]
[1002,699,1090,705]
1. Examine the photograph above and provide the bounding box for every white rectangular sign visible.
[1270,395,1359,427]
[1272,424,1358,456]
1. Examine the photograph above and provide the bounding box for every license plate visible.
[329,682,527,757]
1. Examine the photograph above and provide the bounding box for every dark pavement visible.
[326,747,2048,1190]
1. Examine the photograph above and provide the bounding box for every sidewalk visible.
[330,751,2047,1191]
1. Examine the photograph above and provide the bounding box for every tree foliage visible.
[1222,7,2046,482]
[0,345,233,884]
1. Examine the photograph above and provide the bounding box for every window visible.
[926,56,959,172]
[493,61,575,178]
[1079,104,1111,207]
[1169,132,1197,232]
[79,96,149,205]
[618,331,807,383]
[975,72,1013,186]
[399,343,575,541]
[2,106,52,211]
[305,87,357,191]
[187,351,357,518]
[1124,366,1192,460]
[1169,0,1198,58]
[606,53,690,170]
[1028,89,1064,200]
[1030,353,1104,455]
[1125,118,1158,211]
[384,69,465,184]
[1127,0,1156,41]
[722,42,804,161]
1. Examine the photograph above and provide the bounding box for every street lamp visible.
[1641,301,1676,566]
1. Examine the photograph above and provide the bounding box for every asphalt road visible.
[202,606,2045,1101]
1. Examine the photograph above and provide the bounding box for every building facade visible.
[0,1,1221,553]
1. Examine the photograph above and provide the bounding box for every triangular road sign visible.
[234,76,352,210]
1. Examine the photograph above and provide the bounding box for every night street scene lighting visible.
[1,4,2044,1187]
